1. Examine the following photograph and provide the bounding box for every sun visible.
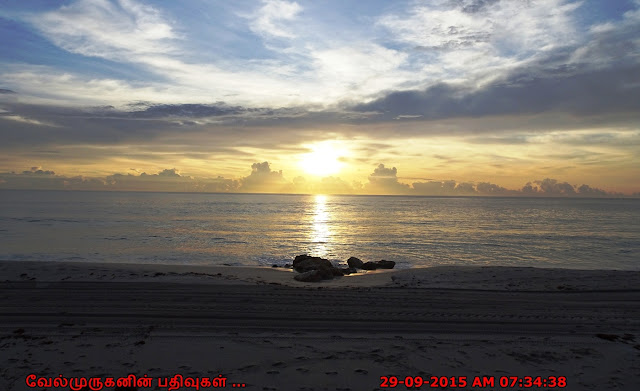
[299,142,346,177]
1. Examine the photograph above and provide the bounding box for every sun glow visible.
[299,142,346,177]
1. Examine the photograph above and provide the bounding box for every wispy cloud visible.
[248,0,302,39]
[379,0,582,87]
[1,114,58,127]
[5,0,636,111]
[23,0,309,107]
[31,0,178,61]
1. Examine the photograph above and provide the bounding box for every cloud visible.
[410,179,483,196]
[2,1,639,197]
[239,161,291,193]
[0,66,197,107]
[380,0,580,54]
[314,176,355,195]
[16,2,307,108]
[412,180,457,195]
[31,0,178,61]
[570,2,640,68]
[353,60,640,122]
[0,166,240,192]
[0,166,65,190]
[520,179,620,197]
[364,164,411,194]
[156,168,182,177]
[22,166,55,176]
[379,0,581,85]
[475,182,515,196]
[104,168,238,192]
[310,44,409,100]
[104,168,242,193]
[577,184,609,197]
[0,163,632,197]
[536,178,576,196]
[348,0,639,127]
[249,0,302,39]
[9,0,636,116]
[130,103,246,118]
[1,114,58,127]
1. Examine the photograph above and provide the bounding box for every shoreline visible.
[2,259,640,290]
[2,260,639,390]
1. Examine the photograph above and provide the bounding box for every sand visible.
[1,260,639,391]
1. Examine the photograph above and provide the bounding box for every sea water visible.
[1,190,638,270]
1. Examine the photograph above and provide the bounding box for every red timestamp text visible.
[380,375,568,388]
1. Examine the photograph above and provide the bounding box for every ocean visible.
[1,190,638,270]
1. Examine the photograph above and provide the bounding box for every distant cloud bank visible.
[0,163,634,198]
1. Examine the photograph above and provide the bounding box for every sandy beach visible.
[1,260,639,391]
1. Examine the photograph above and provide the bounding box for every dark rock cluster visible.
[292,254,395,282]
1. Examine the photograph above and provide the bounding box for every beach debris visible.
[292,254,394,281]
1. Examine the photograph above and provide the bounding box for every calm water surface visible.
[1,190,638,270]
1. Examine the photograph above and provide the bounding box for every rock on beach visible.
[292,254,394,282]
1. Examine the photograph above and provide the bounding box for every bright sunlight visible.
[299,142,346,177]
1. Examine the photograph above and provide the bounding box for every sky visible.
[0,0,639,196]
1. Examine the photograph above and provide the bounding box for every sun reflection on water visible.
[309,194,332,258]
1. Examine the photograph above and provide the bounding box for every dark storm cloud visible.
[0,89,17,94]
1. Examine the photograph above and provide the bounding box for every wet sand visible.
[1,260,639,390]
